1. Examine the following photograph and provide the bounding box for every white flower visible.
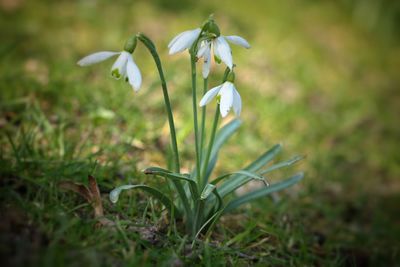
[168,28,202,55]
[77,51,142,91]
[199,81,242,117]
[197,35,250,78]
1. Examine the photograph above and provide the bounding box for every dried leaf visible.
[88,175,104,217]
[59,176,107,224]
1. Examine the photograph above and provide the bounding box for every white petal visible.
[215,36,233,69]
[232,85,242,116]
[224,35,251,49]
[202,46,211,78]
[111,51,129,79]
[77,51,119,66]
[196,41,209,58]
[212,40,221,62]
[219,82,234,117]
[127,56,142,91]
[168,28,201,55]
[168,31,187,48]
[199,85,222,106]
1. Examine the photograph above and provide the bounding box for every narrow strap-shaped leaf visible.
[192,210,222,246]
[223,172,304,213]
[259,155,304,175]
[204,119,241,179]
[205,171,267,216]
[144,166,172,173]
[144,167,195,184]
[144,166,199,200]
[242,143,282,172]
[211,170,267,186]
[200,184,216,200]
[109,184,181,218]
[202,186,224,222]
[218,144,282,197]
[212,189,223,212]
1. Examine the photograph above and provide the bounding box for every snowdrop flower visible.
[168,28,202,55]
[199,80,242,117]
[168,19,250,77]
[77,36,142,91]
[196,35,249,78]
[197,20,250,77]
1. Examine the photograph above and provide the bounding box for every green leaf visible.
[223,172,304,213]
[218,144,282,197]
[109,184,181,218]
[202,185,224,221]
[144,166,199,200]
[192,209,224,246]
[200,184,216,200]
[211,170,266,186]
[144,167,192,183]
[259,155,304,175]
[212,189,223,212]
[204,119,241,179]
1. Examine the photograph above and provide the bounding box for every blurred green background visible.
[1,0,399,266]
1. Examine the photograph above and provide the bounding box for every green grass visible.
[1,0,399,266]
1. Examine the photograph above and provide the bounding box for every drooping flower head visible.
[77,35,142,91]
[199,71,241,117]
[168,16,250,78]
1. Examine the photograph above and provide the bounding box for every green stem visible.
[201,105,220,188]
[190,54,201,184]
[199,78,208,163]
[137,33,192,221]
[200,67,230,189]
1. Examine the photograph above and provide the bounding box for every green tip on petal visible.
[111,69,121,79]
[214,55,222,64]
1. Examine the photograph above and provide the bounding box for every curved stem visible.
[201,105,219,188]
[137,33,180,173]
[137,34,192,222]
[190,54,201,184]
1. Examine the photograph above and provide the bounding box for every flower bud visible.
[124,35,137,53]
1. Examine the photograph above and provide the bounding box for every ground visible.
[1,0,399,266]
